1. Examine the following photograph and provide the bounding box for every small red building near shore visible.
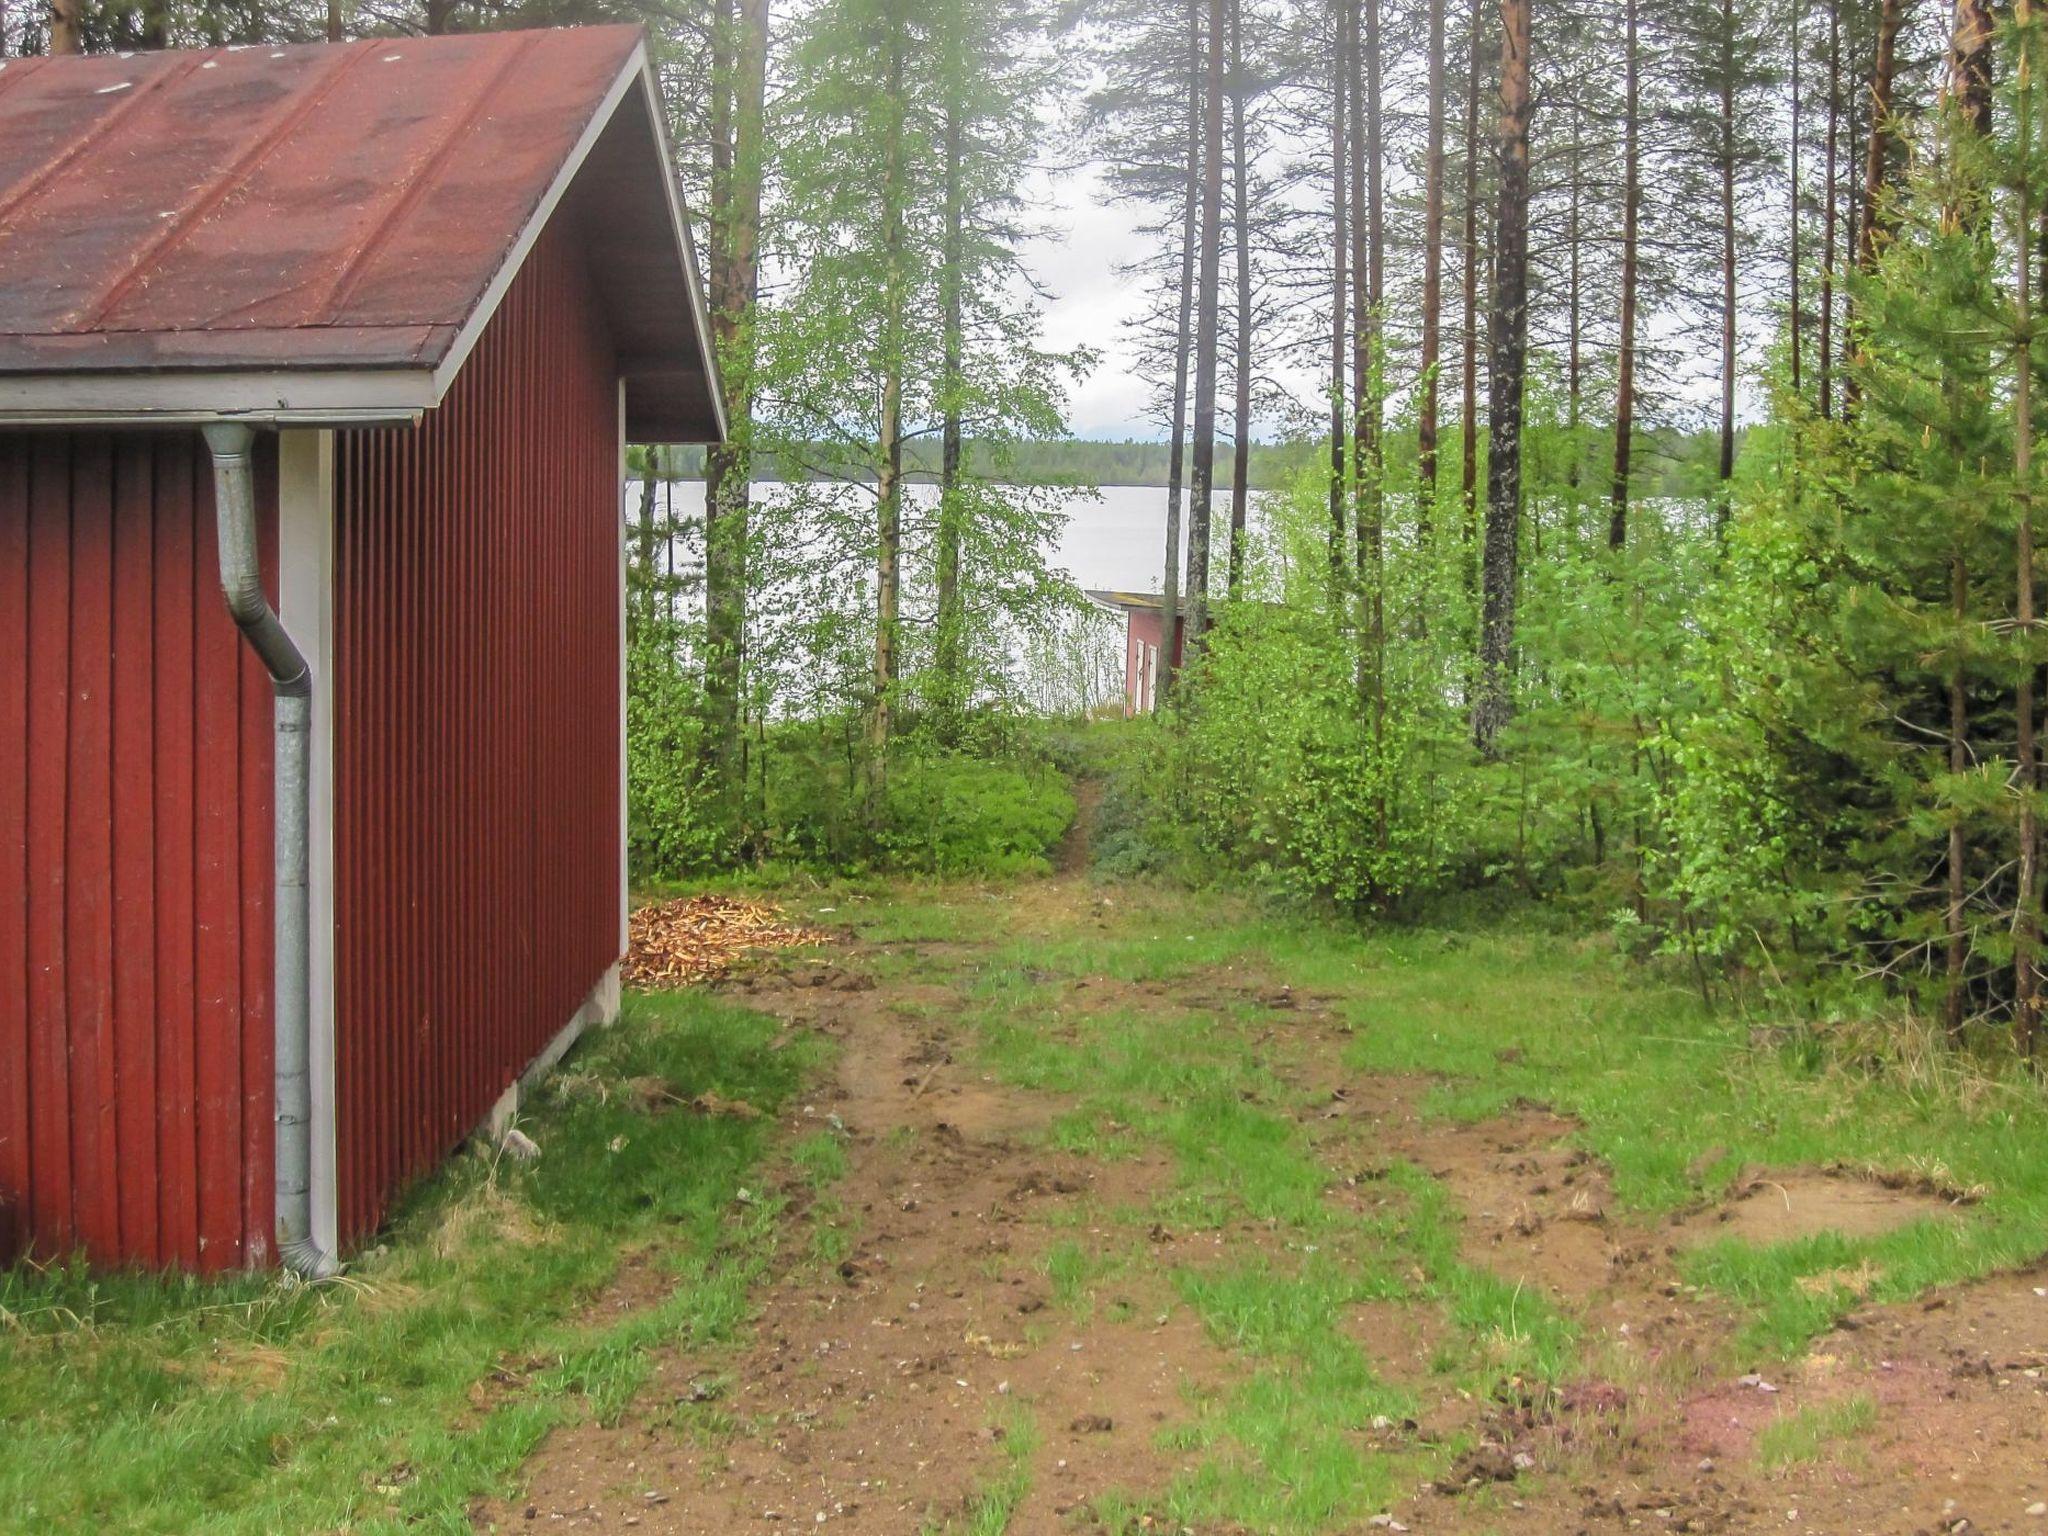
[1086,590,1186,716]
[0,27,723,1272]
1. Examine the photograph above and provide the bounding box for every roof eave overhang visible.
[0,34,725,441]
[630,50,729,445]
[0,366,432,427]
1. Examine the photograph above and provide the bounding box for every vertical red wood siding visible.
[332,220,621,1245]
[0,432,276,1272]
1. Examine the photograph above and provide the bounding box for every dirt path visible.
[477,878,2048,1536]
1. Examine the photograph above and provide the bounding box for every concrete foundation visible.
[480,960,623,1146]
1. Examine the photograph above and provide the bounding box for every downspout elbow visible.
[205,423,312,698]
[203,421,337,1282]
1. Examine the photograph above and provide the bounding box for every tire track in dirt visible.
[475,929,1237,1534]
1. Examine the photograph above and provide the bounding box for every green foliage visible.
[875,749,1076,875]
[1657,18,2048,1034]
[626,618,728,877]
[631,706,1076,881]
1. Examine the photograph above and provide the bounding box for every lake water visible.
[635,479,1187,596]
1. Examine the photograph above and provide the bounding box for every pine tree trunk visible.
[2017,0,2041,1054]
[1185,0,1226,655]
[1356,0,1388,848]
[870,32,906,764]
[1566,102,1582,502]
[1841,0,1904,418]
[50,0,81,51]
[1419,0,1447,536]
[1473,0,1531,755]
[1350,0,1371,544]
[1461,0,1483,581]
[1946,552,1970,1040]
[1160,0,1201,703]
[1611,0,1640,551]
[1857,0,1904,274]
[1939,0,1997,1038]
[634,470,659,637]
[1718,0,1738,536]
[1329,0,1350,611]
[1227,0,1254,599]
[704,0,767,811]
[1819,0,1839,416]
[934,107,968,732]
[1790,0,1803,398]
[1951,0,1994,136]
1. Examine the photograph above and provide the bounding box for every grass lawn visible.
[0,989,833,1535]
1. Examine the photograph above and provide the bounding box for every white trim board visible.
[277,427,340,1259]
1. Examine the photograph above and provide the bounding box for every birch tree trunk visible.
[934,106,968,731]
[1360,0,1386,590]
[869,31,907,765]
[1461,0,1484,580]
[1329,0,1350,611]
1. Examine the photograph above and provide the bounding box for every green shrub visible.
[877,750,1075,875]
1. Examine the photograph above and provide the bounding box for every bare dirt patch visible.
[1673,1169,1964,1248]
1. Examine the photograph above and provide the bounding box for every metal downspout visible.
[202,422,339,1281]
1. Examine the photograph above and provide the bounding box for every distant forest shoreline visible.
[636,431,1732,496]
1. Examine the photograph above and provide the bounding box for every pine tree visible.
[1474,0,1531,755]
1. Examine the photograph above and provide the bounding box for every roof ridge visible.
[317,30,546,319]
[0,51,207,228]
[74,38,382,332]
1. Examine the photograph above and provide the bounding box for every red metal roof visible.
[0,28,722,441]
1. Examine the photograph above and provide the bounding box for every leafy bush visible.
[876,750,1075,875]
[626,621,730,877]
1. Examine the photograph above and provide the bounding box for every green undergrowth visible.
[0,989,830,1535]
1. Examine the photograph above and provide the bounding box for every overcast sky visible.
[1015,161,1165,441]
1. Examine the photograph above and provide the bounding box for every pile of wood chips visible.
[623,894,828,988]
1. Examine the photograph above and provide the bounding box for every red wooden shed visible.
[0,27,724,1273]
[1085,591,1186,716]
